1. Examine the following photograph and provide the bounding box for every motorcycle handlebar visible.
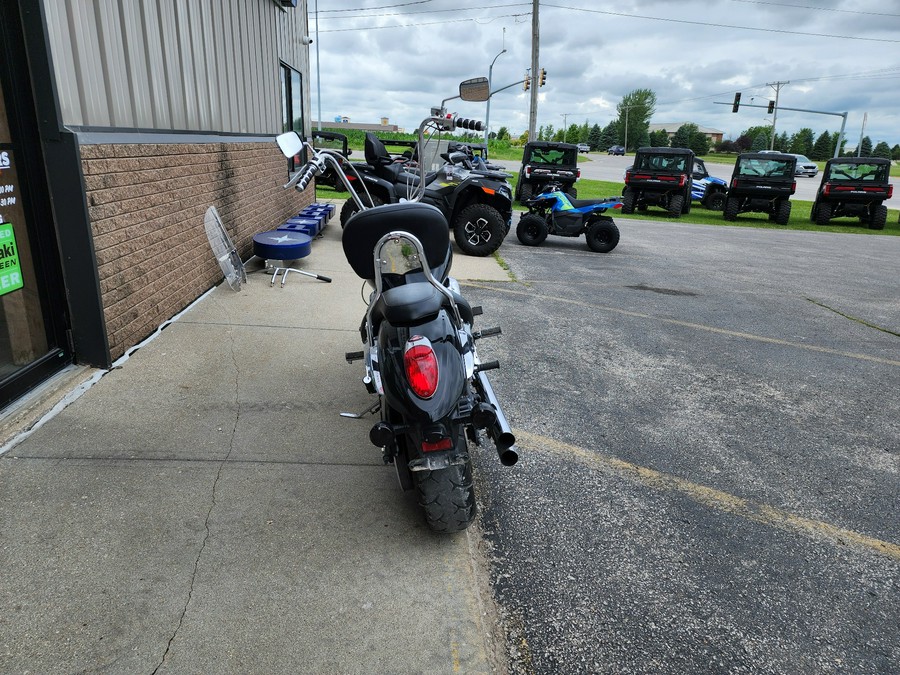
[454,117,484,132]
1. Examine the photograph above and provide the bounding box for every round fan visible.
[204,206,246,291]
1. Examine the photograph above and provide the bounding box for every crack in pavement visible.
[151,317,242,674]
[806,297,900,338]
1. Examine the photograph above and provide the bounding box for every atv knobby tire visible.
[621,189,636,214]
[453,203,506,256]
[815,201,832,226]
[774,199,792,226]
[518,183,533,203]
[723,196,740,221]
[413,457,477,533]
[340,193,385,228]
[667,194,684,218]
[869,204,887,230]
[516,213,549,246]
[704,190,726,211]
[585,218,620,253]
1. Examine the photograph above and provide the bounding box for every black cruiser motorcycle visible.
[276,78,518,533]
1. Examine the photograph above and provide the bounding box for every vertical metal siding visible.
[42,0,309,135]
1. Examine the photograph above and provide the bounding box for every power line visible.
[318,13,528,32]
[727,0,900,17]
[542,4,900,43]
[317,0,437,14]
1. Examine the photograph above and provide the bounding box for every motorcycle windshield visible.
[377,235,426,286]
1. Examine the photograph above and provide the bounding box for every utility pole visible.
[484,29,507,146]
[528,0,539,140]
[766,80,788,149]
[560,113,569,142]
[857,112,868,157]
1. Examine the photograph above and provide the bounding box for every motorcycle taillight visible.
[404,336,439,399]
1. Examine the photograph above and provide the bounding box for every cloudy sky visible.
[307,1,899,149]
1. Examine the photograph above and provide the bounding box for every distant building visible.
[649,123,724,145]
[314,119,402,133]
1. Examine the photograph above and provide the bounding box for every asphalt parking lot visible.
[464,218,899,673]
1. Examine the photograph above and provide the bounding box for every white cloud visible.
[309,0,900,146]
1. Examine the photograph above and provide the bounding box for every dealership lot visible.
[467,219,899,673]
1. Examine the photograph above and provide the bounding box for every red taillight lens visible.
[888,185,894,198]
[404,336,438,399]
[422,437,453,452]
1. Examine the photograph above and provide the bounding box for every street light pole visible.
[314,0,321,131]
[484,41,507,146]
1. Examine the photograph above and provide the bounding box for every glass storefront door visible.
[0,23,71,410]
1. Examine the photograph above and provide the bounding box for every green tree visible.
[891,144,900,161]
[789,128,814,155]
[496,126,510,141]
[648,128,669,147]
[810,131,833,160]
[751,133,769,151]
[616,89,657,151]
[599,120,619,149]
[859,136,873,156]
[774,132,789,152]
[588,123,602,150]
[872,141,892,160]
[565,123,580,143]
[670,123,698,150]
[690,133,710,156]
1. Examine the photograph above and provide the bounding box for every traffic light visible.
[539,68,547,87]
[523,75,530,92]
[767,99,775,114]
[732,92,741,113]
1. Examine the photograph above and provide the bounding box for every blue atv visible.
[517,182,622,252]
[691,158,727,210]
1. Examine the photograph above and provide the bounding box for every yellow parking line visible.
[465,283,900,367]
[515,429,900,562]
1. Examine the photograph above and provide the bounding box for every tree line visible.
[521,87,900,161]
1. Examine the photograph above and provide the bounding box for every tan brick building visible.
[0,0,314,409]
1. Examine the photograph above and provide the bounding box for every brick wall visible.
[80,142,313,361]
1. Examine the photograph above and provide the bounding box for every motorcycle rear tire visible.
[413,448,477,533]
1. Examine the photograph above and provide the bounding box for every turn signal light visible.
[404,336,439,399]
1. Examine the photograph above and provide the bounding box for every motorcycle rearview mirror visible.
[276,131,304,159]
[459,77,490,102]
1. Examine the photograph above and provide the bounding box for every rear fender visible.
[378,310,466,425]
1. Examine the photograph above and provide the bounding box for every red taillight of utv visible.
[404,336,439,399]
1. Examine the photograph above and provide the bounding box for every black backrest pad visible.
[342,202,451,280]
[364,132,391,166]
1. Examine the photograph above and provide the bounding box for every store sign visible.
[0,146,23,296]
[0,222,22,295]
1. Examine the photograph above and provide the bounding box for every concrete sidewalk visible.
[0,210,512,674]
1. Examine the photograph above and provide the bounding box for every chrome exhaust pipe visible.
[474,370,518,466]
